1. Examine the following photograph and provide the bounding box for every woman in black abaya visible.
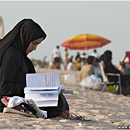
[0,19,70,119]
[100,50,130,96]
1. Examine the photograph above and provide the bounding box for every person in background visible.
[91,49,100,59]
[35,61,41,69]
[74,59,81,71]
[80,52,88,68]
[93,58,102,78]
[75,52,81,63]
[120,61,126,73]
[123,63,130,76]
[123,51,130,62]
[63,48,68,70]
[121,51,130,72]
[67,56,74,71]
[51,45,61,69]
[74,52,81,71]
[0,19,70,119]
[80,56,96,81]
[42,55,47,68]
[99,50,130,96]
[47,61,54,69]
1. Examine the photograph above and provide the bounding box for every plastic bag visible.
[7,96,28,108]
[79,75,103,90]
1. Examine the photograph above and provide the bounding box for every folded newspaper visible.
[24,72,73,107]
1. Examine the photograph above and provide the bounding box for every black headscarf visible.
[99,50,121,74]
[0,19,47,72]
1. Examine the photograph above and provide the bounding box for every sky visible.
[0,1,130,65]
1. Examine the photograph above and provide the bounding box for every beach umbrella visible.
[61,34,111,50]
[0,16,4,39]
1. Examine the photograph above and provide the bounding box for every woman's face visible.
[26,37,44,55]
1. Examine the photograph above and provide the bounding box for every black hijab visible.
[0,19,47,72]
[99,50,121,74]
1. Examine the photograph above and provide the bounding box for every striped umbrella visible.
[61,34,111,50]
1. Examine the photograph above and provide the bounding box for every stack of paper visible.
[24,72,62,107]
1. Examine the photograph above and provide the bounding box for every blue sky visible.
[0,1,130,64]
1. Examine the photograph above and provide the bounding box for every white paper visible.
[26,73,37,87]
[35,100,58,107]
[25,72,61,107]
[26,72,61,87]
[25,92,59,101]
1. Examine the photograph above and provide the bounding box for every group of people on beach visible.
[49,43,130,97]
[77,49,130,96]
[48,44,130,97]
[48,46,101,71]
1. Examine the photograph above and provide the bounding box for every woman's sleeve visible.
[0,52,24,96]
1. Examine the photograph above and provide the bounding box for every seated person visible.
[0,19,70,119]
[47,62,54,69]
[123,63,130,76]
[74,60,81,71]
[67,58,74,71]
[99,50,122,82]
[80,56,96,81]
[93,58,102,78]
[99,50,130,96]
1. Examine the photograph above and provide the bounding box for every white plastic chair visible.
[99,61,122,94]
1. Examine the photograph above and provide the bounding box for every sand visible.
[0,68,130,129]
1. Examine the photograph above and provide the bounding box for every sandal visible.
[3,102,37,117]
[69,112,91,121]
[3,107,36,117]
[1,96,47,118]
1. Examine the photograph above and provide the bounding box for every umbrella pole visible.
[85,34,87,55]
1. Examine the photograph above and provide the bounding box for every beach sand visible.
[0,68,130,129]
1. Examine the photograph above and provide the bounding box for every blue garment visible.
[123,67,130,76]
